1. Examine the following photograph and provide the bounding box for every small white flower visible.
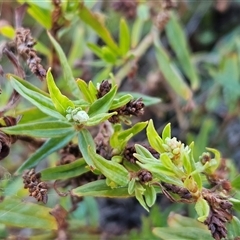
[65,106,89,124]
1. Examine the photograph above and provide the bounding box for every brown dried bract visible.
[22,169,48,204]
[203,190,233,240]
[112,0,138,19]
[137,169,153,183]
[97,80,112,99]
[109,98,144,124]
[14,27,46,80]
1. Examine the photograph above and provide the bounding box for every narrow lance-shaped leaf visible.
[72,179,132,198]
[78,129,96,168]
[88,146,129,187]
[16,132,75,174]
[78,4,120,54]
[88,85,117,117]
[77,79,95,103]
[47,32,81,97]
[146,119,164,153]
[0,197,57,230]
[119,18,130,55]
[8,75,64,120]
[46,68,74,115]
[166,12,199,90]
[2,121,74,138]
[40,158,88,181]
[162,123,171,140]
[154,38,192,100]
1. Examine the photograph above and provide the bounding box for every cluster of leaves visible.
[1,1,240,239]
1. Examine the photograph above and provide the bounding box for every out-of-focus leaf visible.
[118,92,161,106]
[227,216,240,238]
[92,66,112,83]
[119,18,130,55]
[17,1,52,29]
[88,85,117,117]
[78,4,120,54]
[166,12,199,90]
[0,197,57,230]
[0,25,15,39]
[46,69,74,115]
[72,179,131,198]
[102,46,117,63]
[231,175,240,190]
[87,43,104,59]
[131,18,144,48]
[78,129,96,168]
[8,74,64,120]
[193,118,214,159]
[2,121,74,138]
[47,32,81,97]
[153,227,212,240]
[16,133,75,174]
[41,158,88,181]
[154,39,192,101]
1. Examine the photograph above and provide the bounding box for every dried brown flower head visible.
[22,169,48,204]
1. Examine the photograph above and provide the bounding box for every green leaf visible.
[117,92,161,107]
[0,25,15,39]
[118,121,148,142]
[135,183,149,212]
[46,69,74,115]
[153,227,212,240]
[166,12,199,90]
[162,123,171,140]
[154,39,192,100]
[231,175,240,190]
[17,107,48,124]
[227,216,240,238]
[2,121,74,138]
[144,185,156,207]
[110,94,133,110]
[16,133,75,174]
[88,147,129,187]
[195,197,210,222]
[146,119,164,153]
[0,197,57,230]
[119,18,130,55]
[135,144,157,159]
[17,1,52,29]
[72,179,131,198]
[78,129,96,168]
[41,158,88,181]
[85,112,117,126]
[102,46,117,63]
[8,75,64,120]
[88,85,117,117]
[87,43,104,59]
[78,4,120,54]
[131,18,144,48]
[77,79,95,104]
[128,178,136,195]
[47,32,81,97]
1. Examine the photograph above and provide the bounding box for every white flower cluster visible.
[66,107,89,124]
[162,137,190,162]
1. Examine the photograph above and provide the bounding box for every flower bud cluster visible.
[66,107,89,124]
[162,137,189,165]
